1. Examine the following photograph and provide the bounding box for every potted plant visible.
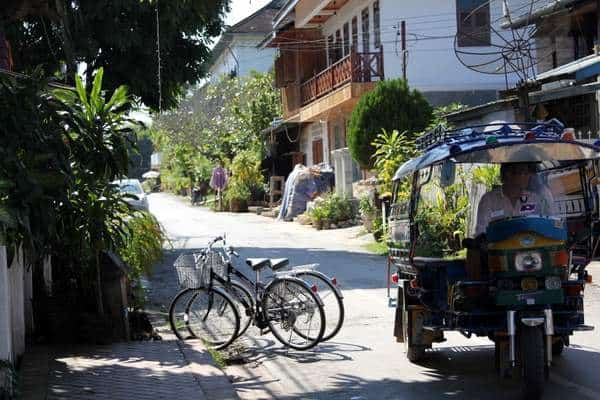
[309,207,325,230]
[359,195,377,232]
[225,181,250,212]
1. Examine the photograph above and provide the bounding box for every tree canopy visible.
[2,0,230,110]
[347,79,432,169]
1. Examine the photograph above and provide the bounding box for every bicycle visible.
[169,237,326,350]
[212,240,345,342]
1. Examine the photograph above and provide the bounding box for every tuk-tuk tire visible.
[552,337,565,356]
[406,345,426,363]
[520,326,545,399]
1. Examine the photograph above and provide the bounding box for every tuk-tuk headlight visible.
[515,251,542,272]
[545,276,562,290]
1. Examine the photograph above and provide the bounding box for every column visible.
[0,246,13,363]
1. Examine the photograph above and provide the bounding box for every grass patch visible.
[205,345,228,370]
[365,241,388,256]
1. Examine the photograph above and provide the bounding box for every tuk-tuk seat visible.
[412,257,467,283]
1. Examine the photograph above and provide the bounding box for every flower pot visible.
[229,199,248,212]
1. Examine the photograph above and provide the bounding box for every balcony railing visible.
[300,47,384,106]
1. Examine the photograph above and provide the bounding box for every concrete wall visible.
[316,0,518,98]
[0,246,34,366]
[299,121,330,166]
[209,35,277,80]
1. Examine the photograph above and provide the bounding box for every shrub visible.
[309,192,357,227]
[347,79,432,169]
[119,212,168,308]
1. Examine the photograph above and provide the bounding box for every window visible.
[335,29,342,61]
[352,16,358,51]
[456,0,491,47]
[327,34,335,66]
[361,7,370,52]
[343,22,350,56]
[373,1,381,48]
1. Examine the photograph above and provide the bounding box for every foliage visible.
[50,68,142,313]
[371,129,417,191]
[0,69,70,265]
[223,181,251,203]
[472,165,501,190]
[365,240,388,256]
[420,102,466,133]
[347,79,432,169]
[154,71,281,163]
[358,195,375,216]
[0,359,18,399]
[414,176,469,257]
[224,150,264,203]
[118,212,167,308]
[309,192,357,226]
[4,0,231,110]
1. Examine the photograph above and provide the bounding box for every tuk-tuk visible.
[388,120,598,398]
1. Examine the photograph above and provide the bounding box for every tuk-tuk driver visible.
[475,162,556,237]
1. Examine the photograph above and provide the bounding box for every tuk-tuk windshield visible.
[411,161,585,258]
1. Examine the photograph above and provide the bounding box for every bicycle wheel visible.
[169,288,200,340]
[293,270,344,341]
[218,280,255,338]
[184,287,240,350]
[263,277,325,350]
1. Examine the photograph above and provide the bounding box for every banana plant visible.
[53,68,140,314]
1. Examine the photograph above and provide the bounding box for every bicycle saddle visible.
[246,258,270,271]
[246,258,289,271]
[270,258,289,270]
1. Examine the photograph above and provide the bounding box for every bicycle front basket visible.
[173,253,208,289]
[203,250,227,279]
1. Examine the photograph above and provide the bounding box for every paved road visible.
[148,193,600,400]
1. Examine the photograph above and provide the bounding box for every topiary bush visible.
[347,79,432,169]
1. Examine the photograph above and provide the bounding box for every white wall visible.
[0,246,13,363]
[317,0,519,93]
[209,35,277,80]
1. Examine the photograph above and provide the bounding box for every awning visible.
[501,0,590,29]
[536,53,600,82]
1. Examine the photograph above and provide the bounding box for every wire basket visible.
[204,249,227,279]
[173,250,227,289]
[174,253,207,289]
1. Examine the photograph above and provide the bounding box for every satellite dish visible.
[454,0,553,85]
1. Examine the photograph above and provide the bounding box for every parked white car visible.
[112,179,149,211]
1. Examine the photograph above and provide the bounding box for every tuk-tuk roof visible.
[393,121,600,181]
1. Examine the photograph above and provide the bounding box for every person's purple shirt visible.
[210,167,228,190]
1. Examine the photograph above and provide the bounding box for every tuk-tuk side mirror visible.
[440,160,456,187]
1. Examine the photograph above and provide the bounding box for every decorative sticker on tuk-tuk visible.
[520,236,535,246]
[520,203,536,213]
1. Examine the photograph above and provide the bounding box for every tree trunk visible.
[95,251,104,315]
[0,22,10,71]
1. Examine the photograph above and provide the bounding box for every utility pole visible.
[401,20,407,81]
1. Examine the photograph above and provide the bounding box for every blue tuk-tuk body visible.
[388,121,598,398]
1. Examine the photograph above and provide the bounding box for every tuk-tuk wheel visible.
[552,337,565,356]
[406,345,426,363]
[519,326,545,399]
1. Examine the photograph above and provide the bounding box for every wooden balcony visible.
[300,48,384,107]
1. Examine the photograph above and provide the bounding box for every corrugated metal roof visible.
[536,53,600,81]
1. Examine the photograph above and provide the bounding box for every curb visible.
[177,340,240,400]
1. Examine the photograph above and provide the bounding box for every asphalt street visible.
[147,192,600,400]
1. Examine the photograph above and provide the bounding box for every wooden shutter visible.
[312,139,323,165]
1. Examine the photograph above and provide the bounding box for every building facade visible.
[207,1,285,80]
[264,0,517,195]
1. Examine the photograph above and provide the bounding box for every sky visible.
[225,0,272,26]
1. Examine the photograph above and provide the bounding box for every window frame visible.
[456,0,491,47]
